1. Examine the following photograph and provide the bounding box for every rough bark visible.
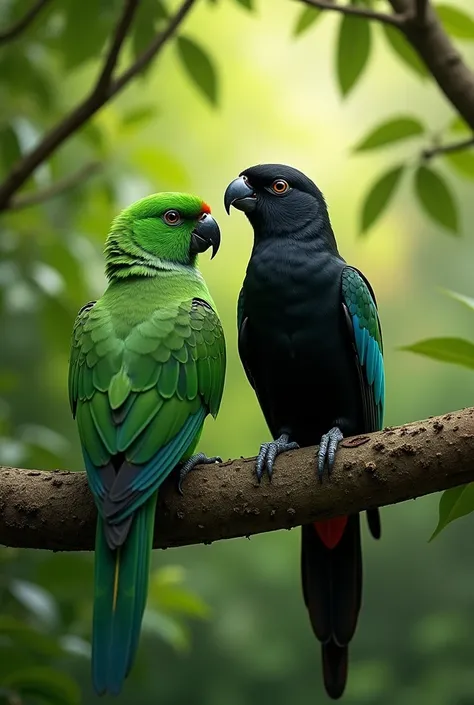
[389,0,474,130]
[1,407,473,552]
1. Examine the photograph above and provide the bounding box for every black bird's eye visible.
[163,209,182,226]
[271,179,289,195]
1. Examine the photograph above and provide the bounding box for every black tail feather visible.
[322,642,348,700]
[301,515,363,698]
[366,508,381,540]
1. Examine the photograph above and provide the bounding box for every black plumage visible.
[225,164,384,699]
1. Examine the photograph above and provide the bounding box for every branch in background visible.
[387,0,474,131]
[295,0,474,133]
[298,0,406,27]
[415,0,428,26]
[0,0,52,44]
[8,162,101,211]
[1,407,473,551]
[422,135,474,160]
[93,0,140,96]
[0,0,197,214]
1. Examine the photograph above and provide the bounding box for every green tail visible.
[92,493,157,696]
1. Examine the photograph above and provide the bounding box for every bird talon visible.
[254,434,299,482]
[317,426,343,480]
[177,453,221,495]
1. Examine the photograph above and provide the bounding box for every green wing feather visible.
[69,296,225,506]
[68,293,225,696]
[341,267,384,432]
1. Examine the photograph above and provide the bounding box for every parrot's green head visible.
[104,192,220,281]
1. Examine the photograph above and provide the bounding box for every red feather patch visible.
[201,202,211,214]
[315,516,348,549]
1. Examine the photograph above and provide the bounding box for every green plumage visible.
[68,193,225,695]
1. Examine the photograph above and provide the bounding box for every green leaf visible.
[382,24,428,78]
[293,7,322,36]
[435,4,474,39]
[442,288,474,312]
[0,51,54,111]
[401,337,474,369]
[56,0,112,71]
[0,125,21,176]
[414,165,459,233]
[233,0,254,9]
[131,0,167,60]
[0,617,61,657]
[449,115,471,134]
[9,579,58,627]
[430,484,474,540]
[122,106,156,127]
[176,36,218,106]
[336,15,372,96]
[354,116,424,152]
[148,566,210,619]
[143,610,189,651]
[1,667,80,705]
[360,165,405,233]
[444,149,474,181]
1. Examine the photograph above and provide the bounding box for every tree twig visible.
[422,135,474,160]
[0,0,197,214]
[8,162,101,211]
[1,407,473,551]
[93,0,140,97]
[297,0,407,27]
[415,0,429,26]
[0,0,52,44]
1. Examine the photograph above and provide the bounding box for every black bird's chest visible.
[243,240,343,355]
[240,239,360,442]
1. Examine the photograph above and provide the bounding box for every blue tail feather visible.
[92,494,157,696]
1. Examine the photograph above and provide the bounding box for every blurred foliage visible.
[2,0,474,703]
[404,289,474,542]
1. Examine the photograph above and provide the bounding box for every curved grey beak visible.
[190,213,221,259]
[224,176,256,214]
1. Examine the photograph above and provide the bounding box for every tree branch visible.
[93,0,140,97]
[415,0,428,26]
[422,135,474,160]
[0,0,52,44]
[387,0,474,131]
[1,407,473,552]
[0,0,197,214]
[8,162,101,211]
[297,0,406,27]
[295,0,474,133]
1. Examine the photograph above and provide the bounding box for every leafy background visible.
[2,0,474,703]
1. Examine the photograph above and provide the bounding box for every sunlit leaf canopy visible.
[2,0,474,703]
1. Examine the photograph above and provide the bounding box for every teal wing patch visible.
[341,267,384,431]
[68,297,226,527]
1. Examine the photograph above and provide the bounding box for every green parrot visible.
[68,192,226,696]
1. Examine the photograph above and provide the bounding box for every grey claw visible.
[318,434,330,480]
[178,453,221,495]
[255,434,299,482]
[317,427,343,480]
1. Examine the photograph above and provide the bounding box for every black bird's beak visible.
[190,213,221,259]
[224,176,256,214]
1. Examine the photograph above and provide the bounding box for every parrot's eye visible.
[163,209,182,226]
[271,179,289,194]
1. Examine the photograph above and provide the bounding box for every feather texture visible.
[69,272,226,695]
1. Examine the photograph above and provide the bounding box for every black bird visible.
[224,164,385,699]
